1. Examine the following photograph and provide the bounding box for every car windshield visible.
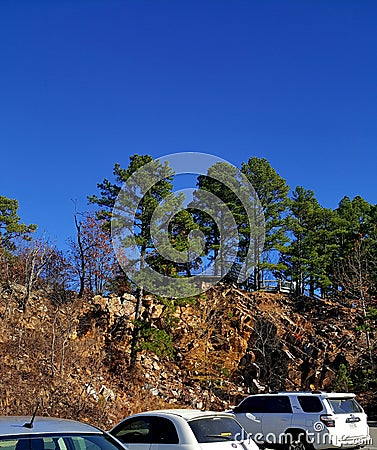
[0,434,125,450]
[188,417,246,443]
[327,398,363,414]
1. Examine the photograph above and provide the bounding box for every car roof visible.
[242,392,356,399]
[123,409,234,422]
[0,416,102,437]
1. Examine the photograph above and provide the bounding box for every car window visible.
[327,398,363,414]
[235,396,266,413]
[67,436,113,450]
[297,396,324,413]
[52,438,67,450]
[111,417,152,444]
[265,396,292,413]
[0,439,18,450]
[0,435,123,450]
[235,396,292,414]
[2,438,53,450]
[150,418,179,444]
[14,438,45,450]
[188,416,246,443]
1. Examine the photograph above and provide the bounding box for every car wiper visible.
[205,434,233,440]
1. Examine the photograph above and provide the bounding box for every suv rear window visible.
[188,417,245,443]
[297,396,324,413]
[327,398,363,414]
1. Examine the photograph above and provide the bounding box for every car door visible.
[233,396,264,442]
[148,417,180,450]
[111,416,152,450]
[260,396,293,446]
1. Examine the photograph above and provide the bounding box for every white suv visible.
[232,392,371,450]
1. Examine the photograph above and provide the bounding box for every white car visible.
[232,392,371,450]
[110,409,259,450]
[0,416,127,450]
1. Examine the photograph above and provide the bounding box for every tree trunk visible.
[129,285,143,367]
[129,248,146,367]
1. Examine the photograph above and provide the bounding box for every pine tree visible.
[192,161,264,285]
[280,187,318,295]
[334,195,377,302]
[193,163,244,278]
[89,154,199,363]
[0,195,37,253]
[281,187,337,297]
[241,157,290,289]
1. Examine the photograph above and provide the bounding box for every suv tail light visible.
[320,415,335,427]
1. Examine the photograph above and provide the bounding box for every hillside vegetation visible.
[0,283,375,429]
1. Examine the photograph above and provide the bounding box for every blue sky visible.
[1,0,376,248]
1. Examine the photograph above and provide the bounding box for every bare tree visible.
[248,315,288,391]
[19,238,56,310]
[69,211,117,298]
[335,236,376,363]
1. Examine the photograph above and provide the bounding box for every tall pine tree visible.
[281,187,337,297]
[241,157,289,289]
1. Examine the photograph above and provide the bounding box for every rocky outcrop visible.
[0,283,373,428]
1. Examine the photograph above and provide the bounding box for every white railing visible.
[259,280,296,293]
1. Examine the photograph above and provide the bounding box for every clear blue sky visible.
[1,0,376,248]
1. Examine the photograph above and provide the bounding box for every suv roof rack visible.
[275,390,325,394]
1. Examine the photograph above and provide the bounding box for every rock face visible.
[0,283,373,428]
[164,285,365,403]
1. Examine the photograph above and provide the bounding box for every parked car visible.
[232,391,371,450]
[110,409,259,450]
[0,416,128,450]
